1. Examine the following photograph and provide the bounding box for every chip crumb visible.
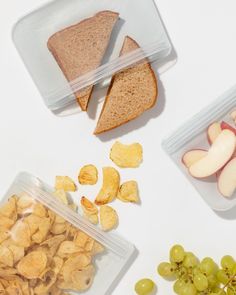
[79,165,98,185]
[100,205,118,231]
[118,181,139,203]
[95,167,120,205]
[55,176,77,192]
[110,141,143,168]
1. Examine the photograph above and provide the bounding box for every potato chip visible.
[55,176,76,192]
[52,257,63,275]
[100,205,118,231]
[95,167,120,205]
[117,180,139,203]
[81,197,98,225]
[57,241,83,258]
[110,141,143,168]
[53,190,69,206]
[0,216,14,230]
[34,270,57,294]
[78,165,98,185]
[17,193,35,210]
[10,221,31,248]
[50,223,67,235]
[33,203,47,218]
[74,231,90,248]
[70,264,95,291]
[0,245,13,267]
[0,267,18,277]
[24,214,41,235]
[8,245,24,264]
[61,254,91,283]
[0,197,17,220]
[91,241,105,256]
[0,230,9,244]
[17,251,47,279]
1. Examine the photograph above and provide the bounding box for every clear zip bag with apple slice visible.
[162,85,236,211]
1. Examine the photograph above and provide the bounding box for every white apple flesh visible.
[182,150,207,168]
[189,129,236,178]
[218,157,236,197]
[207,122,222,144]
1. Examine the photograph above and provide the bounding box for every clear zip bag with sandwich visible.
[12,0,174,133]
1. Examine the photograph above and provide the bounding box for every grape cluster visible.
[158,245,236,295]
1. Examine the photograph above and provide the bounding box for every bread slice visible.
[47,11,119,111]
[94,36,158,134]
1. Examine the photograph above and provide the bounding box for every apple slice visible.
[189,129,236,178]
[182,150,207,168]
[218,157,236,197]
[221,121,236,135]
[207,122,222,144]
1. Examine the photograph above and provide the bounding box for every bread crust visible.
[94,36,158,134]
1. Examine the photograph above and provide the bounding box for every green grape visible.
[200,257,217,275]
[193,273,208,291]
[173,279,186,294]
[213,287,227,294]
[170,245,185,263]
[135,279,155,295]
[158,262,175,277]
[221,256,235,272]
[179,283,197,295]
[216,270,229,284]
[183,252,199,268]
[227,287,235,295]
[207,274,219,289]
[232,264,236,275]
[176,266,188,279]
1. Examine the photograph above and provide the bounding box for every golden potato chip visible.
[0,267,18,277]
[81,197,98,225]
[100,205,118,232]
[55,176,76,192]
[33,203,47,218]
[57,241,83,258]
[41,235,65,257]
[52,257,63,275]
[17,251,47,279]
[24,214,41,235]
[54,215,66,224]
[0,216,14,230]
[0,245,13,267]
[17,193,35,209]
[61,254,91,283]
[50,223,67,235]
[8,245,24,264]
[0,230,9,244]
[110,141,143,168]
[74,231,90,248]
[0,197,17,220]
[91,241,105,256]
[81,197,98,215]
[10,221,31,248]
[34,270,57,294]
[78,165,98,185]
[117,181,139,203]
[95,167,120,205]
[53,190,69,206]
[70,264,95,291]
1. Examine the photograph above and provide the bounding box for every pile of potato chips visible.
[0,193,104,294]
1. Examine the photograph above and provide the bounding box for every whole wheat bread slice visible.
[94,36,158,134]
[47,11,119,111]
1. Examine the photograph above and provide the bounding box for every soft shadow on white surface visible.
[215,206,236,220]
[105,247,138,295]
[96,79,166,142]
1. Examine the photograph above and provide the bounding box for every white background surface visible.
[1,0,236,294]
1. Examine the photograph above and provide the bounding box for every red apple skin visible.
[221,121,236,135]
[207,122,222,145]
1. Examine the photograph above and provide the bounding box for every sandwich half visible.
[94,36,158,134]
[48,11,119,111]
